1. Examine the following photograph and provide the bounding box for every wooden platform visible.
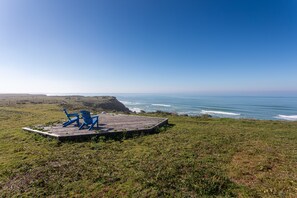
[22,114,168,141]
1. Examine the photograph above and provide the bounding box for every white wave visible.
[201,110,240,116]
[120,101,141,105]
[178,111,200,115]
[275,114,297,121]
[129,107,142,113]
[152,104,171,107]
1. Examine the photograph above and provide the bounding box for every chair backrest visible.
[63,109,71,119]
[80,110,93,125]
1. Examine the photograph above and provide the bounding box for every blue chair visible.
[79,110,99,130]
[63,109,80,127]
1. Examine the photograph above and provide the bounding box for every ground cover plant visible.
[0,103,296,197]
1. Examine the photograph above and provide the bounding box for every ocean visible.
[48,93,297,121]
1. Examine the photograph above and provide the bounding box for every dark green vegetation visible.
[0,100,296,197]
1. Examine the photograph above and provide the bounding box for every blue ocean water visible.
[48,93,297,121]
[115,94,297,121]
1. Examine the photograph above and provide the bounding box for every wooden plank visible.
[22,127,60,137]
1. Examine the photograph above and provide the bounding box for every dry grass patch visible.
[229,140,296,196]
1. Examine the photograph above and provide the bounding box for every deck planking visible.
[22,114,168,141]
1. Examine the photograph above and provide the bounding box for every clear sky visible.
[0,0,297,95]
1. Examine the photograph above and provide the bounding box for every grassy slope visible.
[0,104,296,197]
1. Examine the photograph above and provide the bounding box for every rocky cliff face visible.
[59,96,130,113]
[78,96,130,112]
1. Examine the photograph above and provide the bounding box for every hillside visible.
[0,94,130,113]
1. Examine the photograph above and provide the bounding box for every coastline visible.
[117,95,297,121]
[2,93,296,121]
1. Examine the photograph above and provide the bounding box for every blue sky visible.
[0,0,297,94]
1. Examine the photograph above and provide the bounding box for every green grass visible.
[0,104,296,197]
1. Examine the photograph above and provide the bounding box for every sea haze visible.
[47,93,297,121]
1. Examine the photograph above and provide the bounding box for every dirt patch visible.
[3,172,36,192]
[228,141,282,188]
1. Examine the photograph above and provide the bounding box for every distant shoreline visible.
[1,93,297,121]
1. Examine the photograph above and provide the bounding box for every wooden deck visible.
[22,114,168,141]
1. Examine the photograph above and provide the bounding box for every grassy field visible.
[0,103,296,197]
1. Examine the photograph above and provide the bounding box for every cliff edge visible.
[0,94,130,113]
